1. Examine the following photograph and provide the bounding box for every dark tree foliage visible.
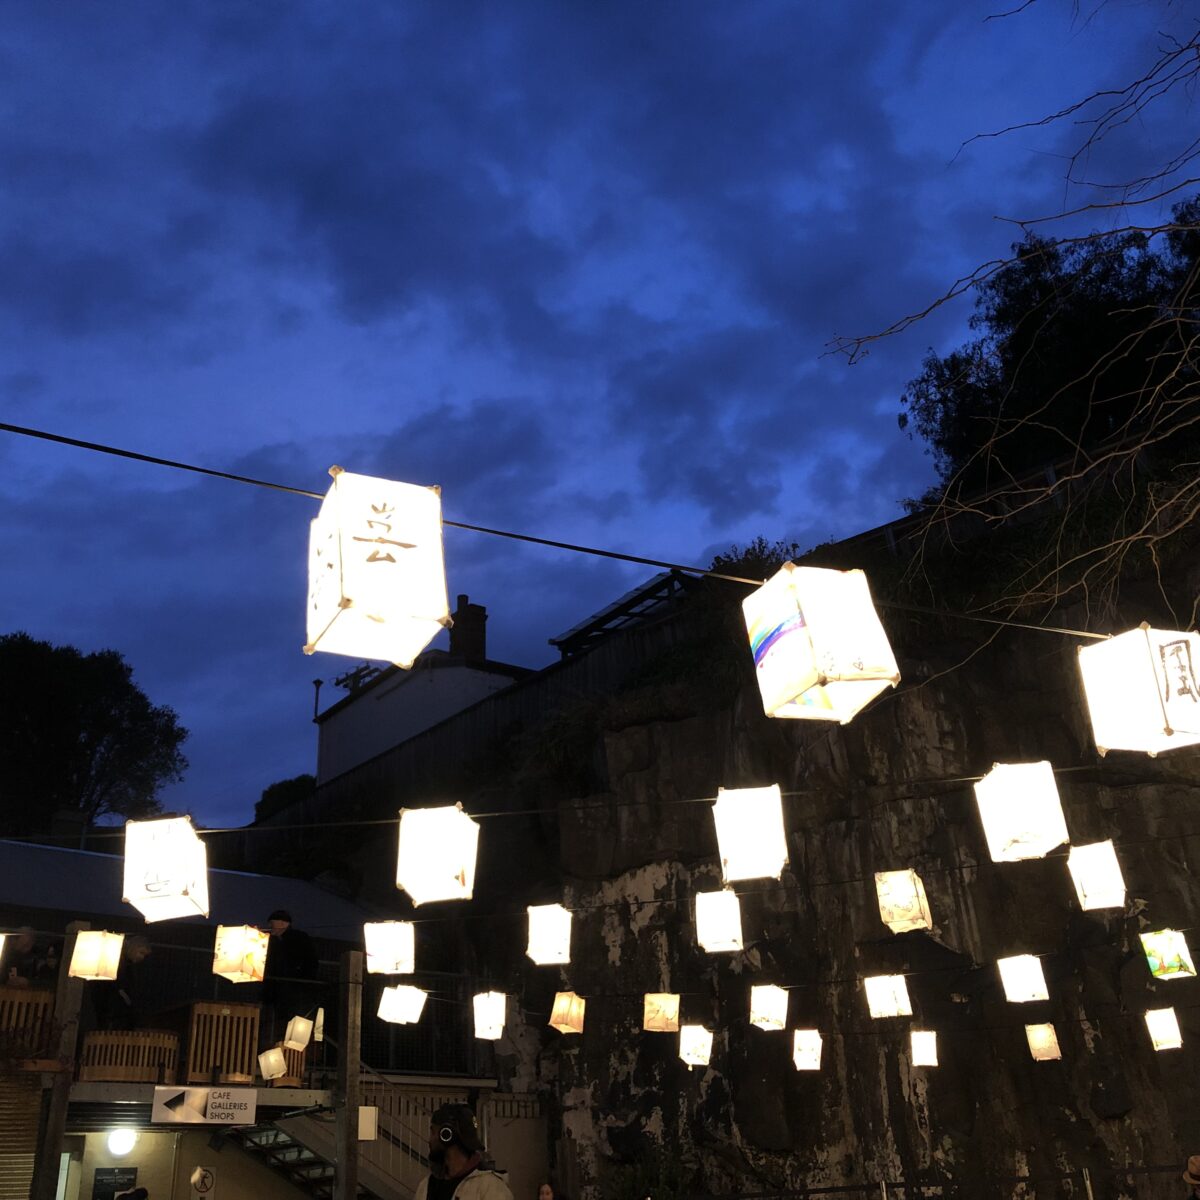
[255,773,315,823]
[0,632,188,836]
[709,536,803,582]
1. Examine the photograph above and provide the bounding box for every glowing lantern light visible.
[1077,625,1200,756]
[473,991,506,1040]
[363,921,415,974]
[742,563,900,723]
[749,985,789,1031]
[910,1030,938,1066]
[259,1047,287,1080]
[212,925,269,984]
[1066,841,1125,910]
[68,931,125,981]
[1145,1007,1183,1050]
[679,1025,713,1068]
[378,984,428,1024]
[864,974,912,1018]
[395,805,480,906]
[695,891,743,953]
[1025,1023,1061,1061]
[122,816,209,922]
[548,991,585,1035]
[973,762,1068,862]
[284,1016,314,1052]
[1140,929,1196,980]
[875,869,933,934]
[643,993,681,1033]
[792,1029,823,1071]
[526,904,572,965]
[712,785,789,882]
[997,955,1050,1003]
[303,467,450,669]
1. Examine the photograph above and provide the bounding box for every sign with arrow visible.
[151,1085,256,1125]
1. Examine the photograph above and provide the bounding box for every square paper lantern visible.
[548,991,585,1035]
[1145,1007,1183,1050]
[1025,1023,1062,1061]
[910,1030,938,1066]
[875,869,933,934]
[997,955,1050,1003]
[303,468,450,669]
[712,785,789,882]
[68,931,125,981]
[395,805,480,906]
[679,1025,713,1067]
[212,925,269,984]
[749,985,789,1031]
[1077,626,1200,756]
[259,1046,287,1081]
[363,921,415,974]
[793,1029,823,1071]
[973,762,1069,862]
[123,816,209,922]
[864,974,912,1018]
[378,984,428,1024]
[1067,841,1126,910]
[695,891,744,953]
[527,904,573,965]
[473,991,506,1040]
[742,563,900,723]
[1140,929,1196,980]
[284,1016,314,1052]
[643,993,681,1033]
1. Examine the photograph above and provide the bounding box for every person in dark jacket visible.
[94,935,153,1030]
[261,909,320,1041]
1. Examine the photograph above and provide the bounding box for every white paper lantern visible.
[875,869,933,934]
[643,993,681,1033]
[259,1046,287,1080]
[68,931,125,981]
[378,984,428,1024]
[792,1029,823,1071]
[1144,1007,1183,1050]
[303,468,450,669]
[1077,625,1200,756]
[526,904,572,965]
[679,1024,713,1067]
[712,785,789,882]
[212,925,269,984]
[864,974,912,1018]
[1024,1023,1061,1061]
[742,563,900,723]
[910,1030,938,1066]
[749,985,789,1031]
[395,805,480,906]
[548,991,585,1035]
[1139,929,1196,980]
[122,816,209,923]
[695,891,744,953]
[997,955,1050,1003]
[473,991,506,1040]
[973,762,1069,862]
[284,1015,314,1052]
[363,921,415,974]
[1066,841,1126,910]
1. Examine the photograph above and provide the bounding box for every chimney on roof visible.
[449,594,487,663]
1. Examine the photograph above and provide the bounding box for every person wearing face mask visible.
[413,1103,512,1200]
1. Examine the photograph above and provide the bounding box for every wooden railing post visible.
[334,949,363,1200]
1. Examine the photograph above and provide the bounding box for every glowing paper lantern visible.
[792,1029,822,1071]
[973,762,1068,862]
[749,985,789,1031]
[473,991,506,1040]
[742,563,900,723]
[643,993,681,1033]
[1077,626,1200,756]
[526,904,572,965]
[68,931,125,981]
[875,869,933,934]
[1140,929,1196,980]
[1025,1023,1061,1061]
[712,785,789,882]
[1066,841,1125,910]
[910,1030,938,1066]
[378,984,428,1024]
[548,991,585,1035]
[212,925,269,984]
[284,1016,314,1052]
[695,891,744,953]
[997,955,1049,1003]
[363,921,415,974]
[395,805,480,906]
[259,1047,287,1081]
[122,816,209,922]
[679,1025,713,1067]
[303,467,450,668]
[864,974,912,1018]
[1145,1007,1183,1050]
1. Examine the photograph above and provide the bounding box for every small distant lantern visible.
[643,993,681,1033]
[123,816,209,923]
[1145,1007,1183,1051]
[997,955,1049,1003]
[68,931,125,982]
[284,1016,314,1052]
[395,804,480,906]
[363,921,415,974]
[212,925,269,984]
[303,468,450,668]
[548,991,585,1035]
[1066,841,1126,910]
[1025,1023,1061,1061]
[259,1046,287,1081]
[378,984,428,1024]
[526,904,573,965]
[1140,929,1196,980]
[742,563,900,723]
[875,869,933,934]
[712,785,789,882]
[473,991,506,1040]
[910,1030,938,1066]
[973,762,1069,862]
[679,1025,713,1068]
[1077,625,1200,756]
[695,891,744,953]
[864,974,912,1019]
[792,1029,823,1071]
[749,985,789,1031]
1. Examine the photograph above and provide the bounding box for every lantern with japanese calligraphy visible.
[122,816,209,923]
[259,1047,287,1081]
[1077,625,1200,756]
[997,955,1049,1003]
[378,984,428,1024]
[303,467,451,669]
[910,1030,938,1066]
[212,925,269,984]
[875,869,933,934]
[395,805,480,906]
[1066,841,1125,910]
[695,891,743,954]
[792,1029,823,1071]
[548,991,585,1035]
[68,931,125,981]
[1140,929,1196,980]
[526,904,572,965]
[679,1025,713,1068]
[973,762,1069,862]
[363,921,415,974]
[864,974,912,1018]
[712,785,789,882]
[749,985,789,1031]
[742,563,900,723]
[284,1016,314,1052]
[1025,1023,1061,1061]
[643,993,681,1033]
[1145,1007,1183,1050]
[473,991,506,1040]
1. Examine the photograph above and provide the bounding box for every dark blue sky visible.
[0,2,1190,825]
